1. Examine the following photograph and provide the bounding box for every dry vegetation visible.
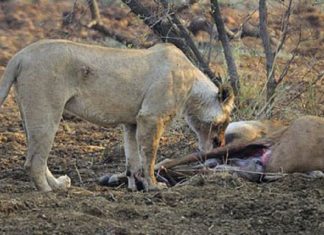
[0,0,323,234]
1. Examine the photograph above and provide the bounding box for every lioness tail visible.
[0,57,20,107]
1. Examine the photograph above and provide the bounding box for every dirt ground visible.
[0,95,323,235]
[0,1,323,234]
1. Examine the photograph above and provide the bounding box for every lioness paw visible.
[56,175,71,189]
[139,179,167,192]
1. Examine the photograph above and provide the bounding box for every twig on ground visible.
[74,163,84,186]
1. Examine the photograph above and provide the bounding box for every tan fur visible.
[266,116,324,173]
[0,39,234,192]
[225,119,287,144]
[225,116,324,173]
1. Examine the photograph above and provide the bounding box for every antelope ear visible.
[218,84,235,114]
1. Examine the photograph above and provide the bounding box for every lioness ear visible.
[218,84,235,114]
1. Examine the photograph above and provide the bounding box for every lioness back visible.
[9,40,206,126]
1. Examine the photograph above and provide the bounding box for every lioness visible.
[0,39,234,192]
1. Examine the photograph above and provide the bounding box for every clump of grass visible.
[231,74,268,121]
[232,76,323,121]
[302,84,321,116]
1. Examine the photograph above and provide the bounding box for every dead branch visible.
[85,0,147,47]
[174,0,198,13]
[267,0,293,85]
[280,71,323,110]
[277,25,301,85]
[277,0,293,52]
[267,61,318,118]
[159,0,208,72]
[62,0,77,26]
[261,0,293,100]
[188,17,214,36]
[258,0,293,117]
[91,23,150,47]
[121,0,222,86]
[210,0,240,94]
[256,25,301,118]
[239,10,279,46]
[192,17,279,46]
[230,9,258,39]
[161,0,222,85]
[169,13,218,83]
[86,0,101,26]
[121,0,195,61]
[260,68,323,119]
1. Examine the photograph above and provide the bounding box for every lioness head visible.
[186,84,234,153]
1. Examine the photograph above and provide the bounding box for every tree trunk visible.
[210,0,240,95]
[121,0,222,86]
[259,0,276,105]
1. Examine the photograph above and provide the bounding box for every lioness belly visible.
[65,94,139,126]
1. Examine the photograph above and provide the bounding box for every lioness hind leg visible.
[136,113,165,191]
[21,104,69,191]
[123,124,142,191]
[24,125,58,192]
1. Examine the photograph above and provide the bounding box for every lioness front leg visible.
[136,113,165,191]
[123,124,142,191]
